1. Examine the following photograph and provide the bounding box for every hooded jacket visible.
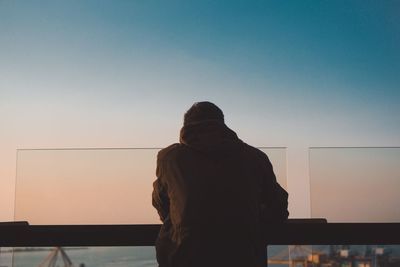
[152,121,288,267]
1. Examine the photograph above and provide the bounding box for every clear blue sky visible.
[0,0,399,219]
[1,1,399,146]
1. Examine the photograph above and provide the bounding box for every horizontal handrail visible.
[1,220,399,247]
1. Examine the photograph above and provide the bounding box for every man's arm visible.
[152,162,170,222]
[260,155,289,223]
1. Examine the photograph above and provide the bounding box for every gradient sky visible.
[1,1,399,221]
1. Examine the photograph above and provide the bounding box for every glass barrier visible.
[310,147,400,222]
[268,245,400,267]
[260,148,287,190]
[267,245,289,266]
[1,247,156,267]
[0,247,12,267]
[15,148,287,225]
[3,245,399,267]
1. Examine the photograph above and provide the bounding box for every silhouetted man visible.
[152,102,288,267]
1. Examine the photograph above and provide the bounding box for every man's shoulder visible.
[157,143,186,161]
[242,143,270,161]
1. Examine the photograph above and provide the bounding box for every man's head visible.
[183,101,224,126]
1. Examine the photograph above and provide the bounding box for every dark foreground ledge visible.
[1,220,400,247]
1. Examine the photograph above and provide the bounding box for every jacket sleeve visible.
[259,155,289,223]
[152,159,170,223]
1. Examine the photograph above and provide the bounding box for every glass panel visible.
[267,245,400,267]
[15,148,287,224]
[15,149,160,225]
[260,148,287,189]
[4,246,156,267]
[0,247,13,267]
[267,245,289,266]
[3,245,400,267]
[310,147,400,222]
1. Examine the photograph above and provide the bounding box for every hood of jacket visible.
[179,121,242,155]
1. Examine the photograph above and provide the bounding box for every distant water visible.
[1,245,399,267]
[2,246,284,267]
[2,247,156,267]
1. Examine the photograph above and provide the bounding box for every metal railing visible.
[1,220,400,266]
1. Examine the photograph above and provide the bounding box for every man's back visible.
[152,102,288,267]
